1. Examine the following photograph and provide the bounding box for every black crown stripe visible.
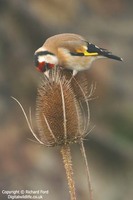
[35,51,55,56]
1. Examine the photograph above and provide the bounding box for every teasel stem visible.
[79,140,93,200]
[61,144,77,200]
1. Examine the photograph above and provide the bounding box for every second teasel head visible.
[36,68,90,147]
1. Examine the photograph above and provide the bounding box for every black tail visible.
[87,43,123,61]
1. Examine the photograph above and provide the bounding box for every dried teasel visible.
[35,68,90,147]
[12,67,93,200]
[35,67,93,200]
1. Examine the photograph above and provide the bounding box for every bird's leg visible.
[72,70,78,76]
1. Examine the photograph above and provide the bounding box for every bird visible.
[34,33,123,76]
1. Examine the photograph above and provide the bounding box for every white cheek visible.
[38,55,58,65]
[38,56,45,62]
[46,55,58,64]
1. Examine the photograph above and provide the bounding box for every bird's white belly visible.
[64,56,95,71]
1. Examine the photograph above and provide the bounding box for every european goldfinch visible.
[34,33,122,75]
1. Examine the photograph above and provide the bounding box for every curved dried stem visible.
[11,96,44,145]
[73,77,90,134]
[42,114,57,143]
[59,80,67,141]
[87,82,97,101]
[79,140,93,200]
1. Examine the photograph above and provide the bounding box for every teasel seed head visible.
[12,67,93,200]
[36,67,90,147]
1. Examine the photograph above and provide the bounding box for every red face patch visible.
[37,62,45,72]
[48,63,55,69]
[37,62,55,72]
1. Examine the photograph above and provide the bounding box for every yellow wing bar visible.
[76,49,98,56]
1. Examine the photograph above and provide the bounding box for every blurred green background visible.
[0,0,133,200]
